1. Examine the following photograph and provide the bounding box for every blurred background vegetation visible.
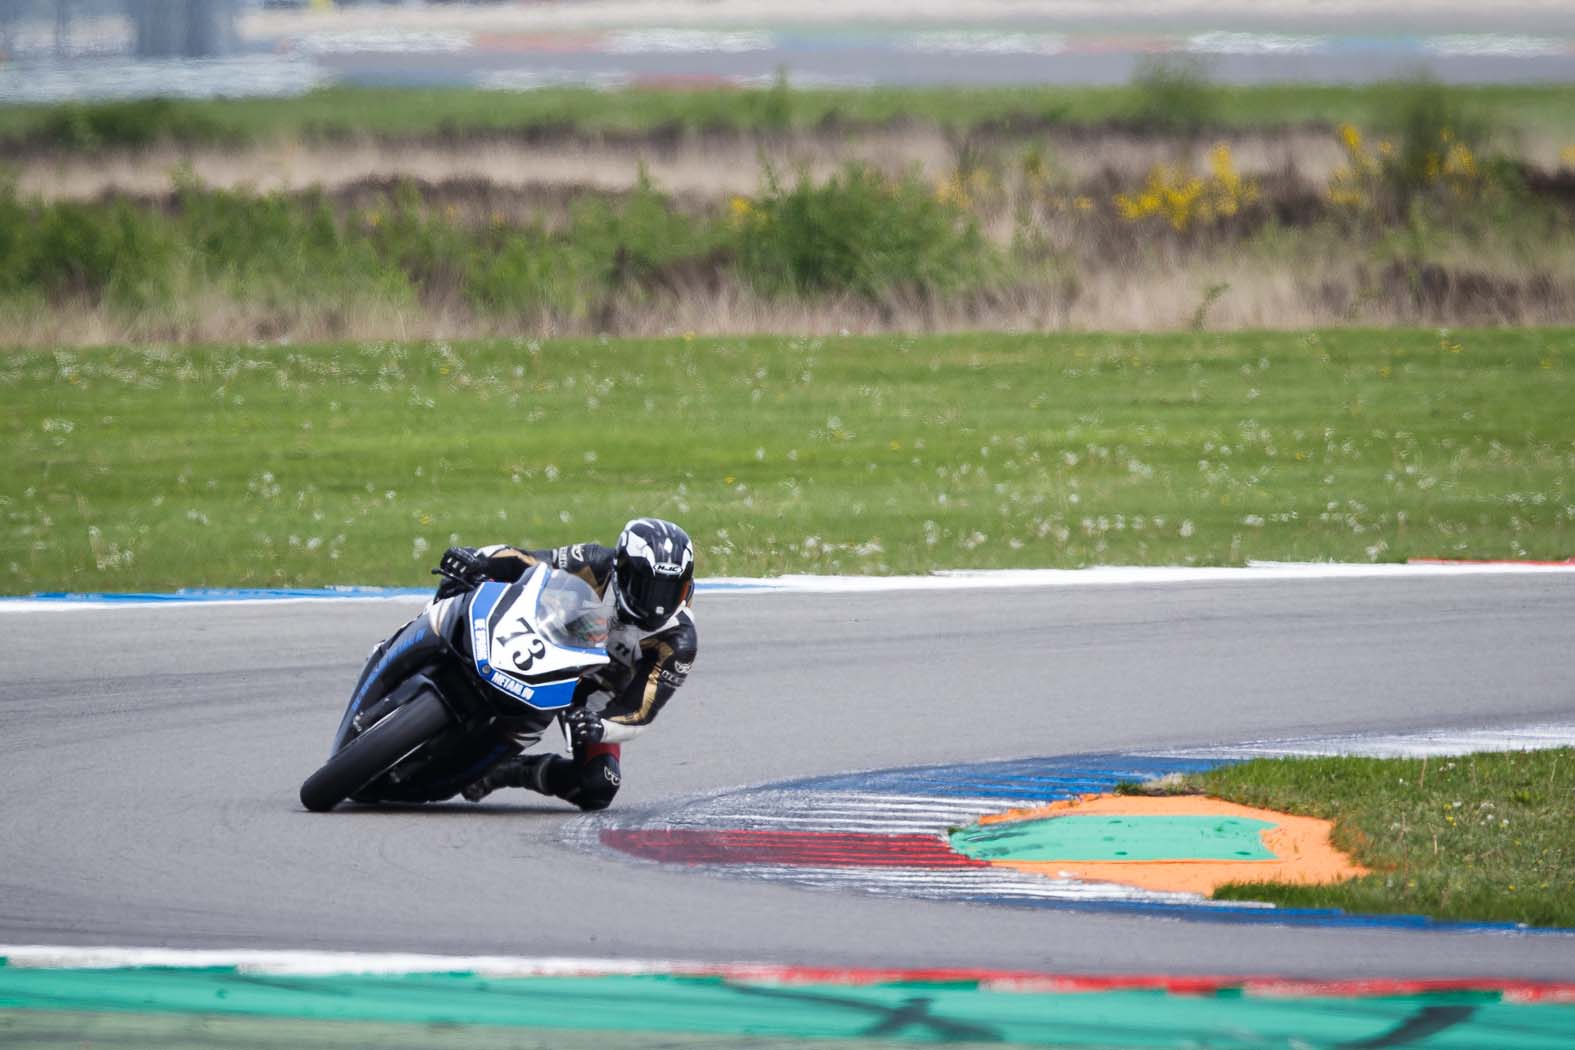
[3,71,1575,345]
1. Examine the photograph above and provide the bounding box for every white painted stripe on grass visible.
[6,560,1571,613]
[1148,722,1575,760]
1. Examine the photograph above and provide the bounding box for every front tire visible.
[299,691,451,812]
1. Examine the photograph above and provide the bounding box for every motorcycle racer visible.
[451,517,697,812]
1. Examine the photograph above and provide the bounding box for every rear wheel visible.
[299,691,451,812]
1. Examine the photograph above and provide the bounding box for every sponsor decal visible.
[654,562,684,576]
[672,659,693,675]
[571,544,586,561]
[486,670,535,701]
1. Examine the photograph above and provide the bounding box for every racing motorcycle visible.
[299,549,610,812]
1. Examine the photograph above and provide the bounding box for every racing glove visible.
[563,707,605,748]
[433,546,486,599]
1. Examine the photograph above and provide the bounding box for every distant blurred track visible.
[302,25,1575,91]
[4,5,1575,101]
[2,573,1574,978]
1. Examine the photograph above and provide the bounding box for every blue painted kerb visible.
[9,581,772,604]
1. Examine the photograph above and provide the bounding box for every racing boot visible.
[461,753,553,802]
[462,748,620,811]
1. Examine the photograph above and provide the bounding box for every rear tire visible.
[299,691,451,812]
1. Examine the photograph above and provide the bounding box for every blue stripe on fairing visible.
[331,618,430,750]
[11,581,761,604]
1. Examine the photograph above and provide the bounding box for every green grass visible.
[2,328,1572,592]
[1187,750,1575,927]
[5,82,1575,149]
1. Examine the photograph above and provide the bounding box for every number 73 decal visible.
[499,618,547,670]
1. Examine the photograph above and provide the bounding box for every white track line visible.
[3,561,1572,613]
[0,945,687,976]
[1150,723,1575,760]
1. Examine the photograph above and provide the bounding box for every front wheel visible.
[299,691,452,812]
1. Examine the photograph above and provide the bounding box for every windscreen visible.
[534,570,610,650]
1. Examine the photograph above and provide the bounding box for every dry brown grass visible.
[10,126,1359,202]
[7,255,1571,349]
[19,123,1575,204]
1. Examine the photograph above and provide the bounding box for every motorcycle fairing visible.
[467,571,607,711]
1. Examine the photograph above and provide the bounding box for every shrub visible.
[27,98,224,150]
[1378,78,1489,207]
[568,172,725,293]
[1328,78,1512,218]
[365,183,474,302]
[467,229,587,316]
[14,196,172,306]
[1128,57,1218,134]
[172,180,398,307]
[736,163,994,299]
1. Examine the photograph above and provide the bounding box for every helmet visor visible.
[618,562,688,626]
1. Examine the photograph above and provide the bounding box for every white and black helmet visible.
[612,518,695,630]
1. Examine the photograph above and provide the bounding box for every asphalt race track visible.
[3,574,1574,979]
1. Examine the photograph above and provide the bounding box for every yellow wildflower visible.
[934,174,969,208]
[1209,144,1240,191]
[1443,142,1477,180]
[1113,151,1257,232]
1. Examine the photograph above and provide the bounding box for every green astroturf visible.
[951,815,1277,863]
[2,967,1574,1048]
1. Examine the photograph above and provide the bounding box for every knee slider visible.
[575,753,621,811]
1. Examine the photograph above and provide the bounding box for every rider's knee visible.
[575,753,621,811]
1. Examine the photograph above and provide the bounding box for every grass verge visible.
[6,82,1575,150]
[3,328,1572,592]
[1183,749,1575,928]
